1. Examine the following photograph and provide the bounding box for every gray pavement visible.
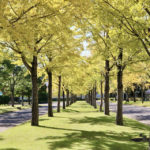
[97,102,150,125]
[0,103,58,132]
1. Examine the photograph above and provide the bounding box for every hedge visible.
[0,96,10,105]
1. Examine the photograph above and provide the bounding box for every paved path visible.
[97,102,150,125]
[0,103,58,132]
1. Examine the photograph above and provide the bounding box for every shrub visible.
[0,96,10,105]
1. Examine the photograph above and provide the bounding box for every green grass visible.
[124,101,150,107]
[0,101,149,150]
[110,98,150,107]
[0,104,31,114]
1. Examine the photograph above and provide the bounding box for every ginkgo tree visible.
[0,0,79,126]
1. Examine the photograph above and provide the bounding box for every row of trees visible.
[0,0,150,127]
[81,0,150,126]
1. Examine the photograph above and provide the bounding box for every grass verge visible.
[0,101,149,150]
[0,104,31,114]
[123,101,150,107]
[110,99,150,107]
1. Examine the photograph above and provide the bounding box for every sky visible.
[81,40,91,57]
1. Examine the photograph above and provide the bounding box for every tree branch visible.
[21,55,32,72]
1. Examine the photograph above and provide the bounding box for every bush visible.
[38,85,48,103]
[38,92,48,103]
[0,96,10,105]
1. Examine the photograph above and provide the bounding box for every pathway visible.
[0,103,58,132]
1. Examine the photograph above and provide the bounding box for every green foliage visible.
[0,59,30,97]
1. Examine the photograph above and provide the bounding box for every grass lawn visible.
[0,104,31,114]
[123,101,150,107]
[110,99,150,107]
[0,101,149,150]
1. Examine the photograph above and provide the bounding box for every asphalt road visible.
[0,103,58,132]
[97,102,150,125]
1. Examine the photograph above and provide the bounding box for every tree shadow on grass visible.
[39,118,50,121]
[0,137,4,140]
[62,109,80,113]
[70,116,150,131]
[70,116,115,126]
[37,126,146,150]
[124,118,150,131]
[0,148,20,150]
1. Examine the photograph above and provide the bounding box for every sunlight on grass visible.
[124,101,150,107]
[0,104,31,114]
[110,99,150,107]
[0,101,149,150]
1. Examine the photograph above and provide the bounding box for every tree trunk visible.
[70,93,74,105]
[100,80,103,112]
[87,91,90,104]
[31,56,39,126]
[126,90,129,102]
[133,90,136,102]
[116,48,123,126]
[28,95,31,105]
[22,94,24,106]
[90,90,93,106]
[11,89,15,107]
[85,95,88,103]
[66,89,70,106]
[48,71,53,117]
[57,76,61,112]
[104,60,110,115]
[62,89,65,109]
[93,86,97,108]
[141,85,144,104]
[115,92,117,101]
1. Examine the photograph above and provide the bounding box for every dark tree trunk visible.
[63,89,65,109]
[116,48,123,126]
[22,94,24,106]
[70,93,73,105]
[66,89,70,106]
[92,88,94,106]
[70,93,74,105]
[126,90,129,102]
[11,89,15,107]
[31,56,39,126]
[28,95,31,105]
[141,85,144,104]
[85,95,88,103]
[115,92,117,101]
[133,90,136,102]
[104,60,110,115]
[93,86,97,108]
[100,80,103,112]
[57,76,61,112]
[90,90,93,106]
[48,71,53,117]
[89,92,91,104]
